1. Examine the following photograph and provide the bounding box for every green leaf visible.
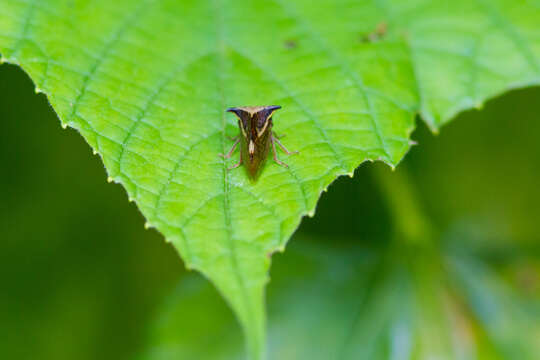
[140,236,540,360]
[1,0,539,357]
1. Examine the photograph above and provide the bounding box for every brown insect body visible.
[224,105,297,179]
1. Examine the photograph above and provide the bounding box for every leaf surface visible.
[1,0,539,357]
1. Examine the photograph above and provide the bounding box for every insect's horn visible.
[226,107,246,119]
[262,105,281,121]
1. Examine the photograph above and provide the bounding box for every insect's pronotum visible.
[221,105,298,179]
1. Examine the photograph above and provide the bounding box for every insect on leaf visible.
[224,105,297,179]
[1,0,540,358]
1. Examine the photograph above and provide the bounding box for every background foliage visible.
[1,62,538,359]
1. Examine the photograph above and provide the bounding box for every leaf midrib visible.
[214,0,259,358]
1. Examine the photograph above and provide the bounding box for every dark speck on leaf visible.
[284,39,298,49]
[360,22,388,43]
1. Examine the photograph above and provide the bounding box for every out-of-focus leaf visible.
[2,0,540,356]
[140,236,539,360]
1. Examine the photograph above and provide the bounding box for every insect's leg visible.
[226,135,239,141]
[219,138,240,159]
[272,135,299,155]
[271,136,289,168]
[228,152,242,171]
[272,131,286,139]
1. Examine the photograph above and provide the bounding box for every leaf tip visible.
[92,149,98,155]
[34,87,43,94]
[475,102,484,110]
[307,210,316,217]
[61,122,68,130]
[107,176,114,183]
[144,222,152,230]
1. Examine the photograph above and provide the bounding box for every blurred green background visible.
[1,63,538,359]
